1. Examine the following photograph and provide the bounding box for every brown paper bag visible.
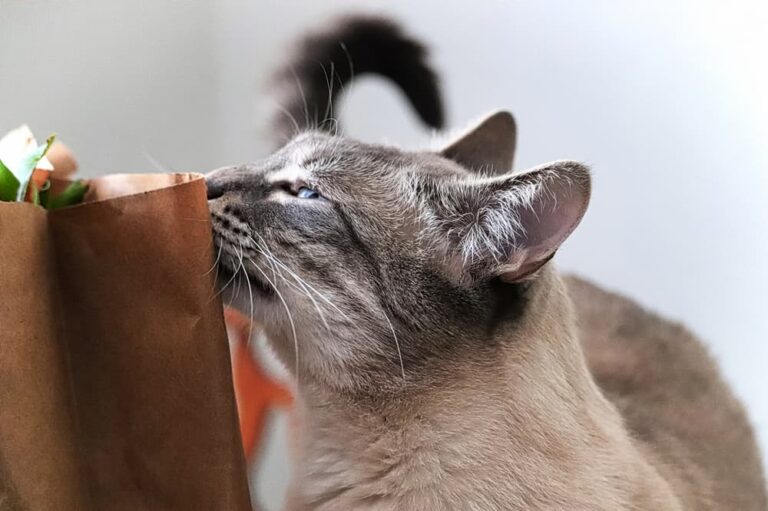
[0,173,251,510]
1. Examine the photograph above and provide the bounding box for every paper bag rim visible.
[0,172,205,213]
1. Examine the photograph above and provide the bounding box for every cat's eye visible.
[296,186,321,199]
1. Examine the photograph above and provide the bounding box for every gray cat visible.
[207,17,766,510]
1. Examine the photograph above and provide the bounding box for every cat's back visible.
[565,275,766,510]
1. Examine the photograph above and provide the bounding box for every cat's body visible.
[286,271,679,510]
[570,276,766,509]
[209,17,766,510]
[282,273,764,510]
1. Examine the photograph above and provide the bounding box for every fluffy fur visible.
[207,16,766,510]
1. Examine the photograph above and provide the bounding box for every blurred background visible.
[2,1,766,508]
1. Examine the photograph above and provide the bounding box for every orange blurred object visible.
[225,308,293,462]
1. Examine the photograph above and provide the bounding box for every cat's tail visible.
[269,15,444,147]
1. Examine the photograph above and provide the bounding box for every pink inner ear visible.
[502,169,590,281]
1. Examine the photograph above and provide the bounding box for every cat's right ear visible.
[440,111,517,175]
[430,160,590,283]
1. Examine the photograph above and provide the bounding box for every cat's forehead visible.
[274,131,468,183]
[269,133,405,189]
[287,133,399,166]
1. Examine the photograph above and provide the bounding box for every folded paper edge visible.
[48,172,207,216]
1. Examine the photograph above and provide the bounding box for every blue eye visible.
[297,186,321,199]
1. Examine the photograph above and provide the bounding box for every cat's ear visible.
[440,111,517,175]
[439,160,590,282]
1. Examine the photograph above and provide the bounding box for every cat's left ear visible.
[440,111,517,175]
[438,160,590,282]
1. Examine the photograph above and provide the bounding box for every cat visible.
[207,16,767,510]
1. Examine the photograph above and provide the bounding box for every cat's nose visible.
[204,164,272,201]
[206,180,225,200]
[205,170,230,200]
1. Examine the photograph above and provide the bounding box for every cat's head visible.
[206,112,590,394]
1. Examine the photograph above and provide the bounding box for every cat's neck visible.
[289,271,679,510]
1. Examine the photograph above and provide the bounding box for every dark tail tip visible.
[271,15,444,144]
[326,15,445,130]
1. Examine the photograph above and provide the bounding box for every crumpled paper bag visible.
[0,173,251,510]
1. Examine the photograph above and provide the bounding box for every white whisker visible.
[248,231,354,324]
[244,235,332,332]
[238,242,256,337]
[205,242,223,276]
[142,149,172,172]
[232,244,245,299]
[211,246,243,302]
[273,100,301,139]
[289,65,312,130]
[245,256,300,383]
[381,308,406,381]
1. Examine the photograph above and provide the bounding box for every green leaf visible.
[30,183,41,206]
[47,180,89,210]
[0,159,20,201]
[15,134,55,202]
[38,180,51,208]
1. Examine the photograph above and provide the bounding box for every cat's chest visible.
[292,422,452,508]
[291,418,525,510]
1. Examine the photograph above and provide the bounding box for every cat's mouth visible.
[211,230,275,298]
[216,258,275,297]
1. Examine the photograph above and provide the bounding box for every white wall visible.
[3,1,766,508]
[218,0,768,485]
[0,0,222,174]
